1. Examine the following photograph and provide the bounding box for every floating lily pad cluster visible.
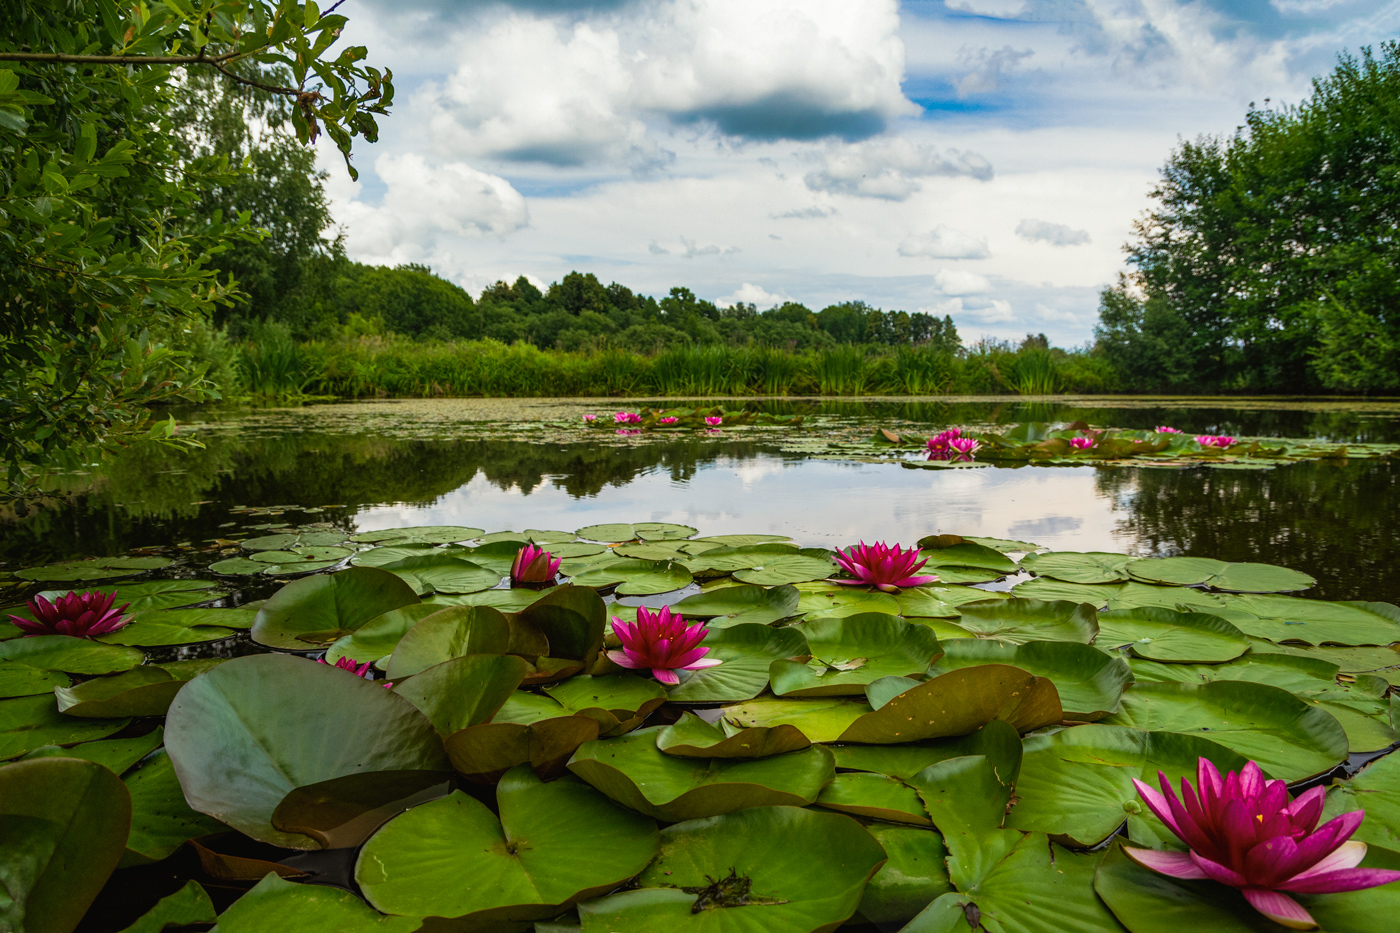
[833,421,1400,471]
[583,405,805,432]
[4,524,1400,932]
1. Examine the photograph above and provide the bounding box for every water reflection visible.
[3,399,1398,605]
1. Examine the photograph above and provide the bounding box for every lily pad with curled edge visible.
[1005,724,1251,847]
[902,834,1121,933]
[356,766,659,924]
[1011,578,1122,606]
[355,525,485,545]
[1093,839,1400,933]
[17,556,172,583]
[734,551,837,586]
[1125,556,1316,593]
[543,541,607,560]
[933,638,1132,721]
[571,559,693,595]
[350,544,468,568]
[544,674,667,736]
[1,694,131,760]
[20,728,164,775]
[248,546,353,564]
[509,584,607,669]
[1019,551,1131,584]
[206,557,269,576]
[391,654,528,736]
[122,749,225,865]
[664,623,808,703]
[1265,642,1400,685]
[444,696,602,784]
[575,522,640,543]
[163,654,450,848]
[656,711,811,758]
[671,583,800,627]
[379,555,502,596]
[567,726,835,821]
[829,723,1023,780]
[856,823,953,926]
[577,805,886,933]
[1101,679,1348,782]
[209,874,423,933]
[0,661,69,699]
[426,588,549,613]
[635,522,699,541]
[1107,581,1233,613]
[722,665,1062,744]
[1214,594,1400,646]
[795,584,901,620]
[324,604,441,665]
[0,635,144,674]
[116,880,216,933]
[251,567,420,649]
[472,531,528,546]
[1096,606,1250,663]
[0,757,133,933]
[271,770,453,851]
[955,597,1099,644]
[815,771,932,825]
[769,614,943,697]
[56,666,190,718]
[918,541,1019,574]
[681,544,799,575]
[1323,750,1400,851]
[383,606,511,681]
[963,535,1044,553]
[95,608,254,647]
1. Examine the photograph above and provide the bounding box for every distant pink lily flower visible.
[658,416,679,424]
[583,414,597,422]
[1070,437,1096,450]
[926,428,962,460]
[1196,435,1236,448]
[613,412,642,424]
[704,416,722,426]
[511,544,560,587]
[831,541,939,592]
[1126,758,1400,930]
[948,437,980,459]
[608,606,722,685]
[319,656,373,678]
[1156,426,1182,434]
[616,428,642,435]
[7,591,131,638]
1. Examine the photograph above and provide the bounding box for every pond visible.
[5,395,1400,933]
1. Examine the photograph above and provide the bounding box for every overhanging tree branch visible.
[0,50,246,65]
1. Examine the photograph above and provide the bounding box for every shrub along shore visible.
[231,333,1117,400]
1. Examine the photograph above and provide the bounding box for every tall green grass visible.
[249,336,1115,400]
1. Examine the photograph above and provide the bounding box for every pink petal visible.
[681,658,724,671]
[1133,778,1186,838]
[670,647,712,668]
[1122,847,1209,879]
[1283,840,1368,885]
[652,668,680,685]
[606,649,643,669]
[1242,889,1317,930]
[1285,786,1325,831]
[1191,852,1249,888]
[1282,866,1400,896]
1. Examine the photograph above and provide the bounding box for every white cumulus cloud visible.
[718,282,788,309]
[805,137,993,200]
[898,225,991,260]
[933,269,993,296]
[1016,218,1091,246]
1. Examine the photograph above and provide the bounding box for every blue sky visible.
[323,0,1400,346]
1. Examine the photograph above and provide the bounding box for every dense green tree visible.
[0,0,391,497]
[1097,43,1400,392]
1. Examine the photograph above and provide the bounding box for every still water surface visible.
[5,396,1399,603]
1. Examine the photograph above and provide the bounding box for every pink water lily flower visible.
[948,436,980,459]
[704,416,723,426]
[658,416,679,424]
[1196,434,1237,448]
[831,541,939,592]
[583,414,597,421]
[926,428,962,460]
[607,606,722,685]
[1125,758,1400,930]
[319,655,374,678]
[8,591,132,638]
[511,544,561,586]
[1156,426,1182,433]
[613,411,642,424]
[1070,436,1096,450]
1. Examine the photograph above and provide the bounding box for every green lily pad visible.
[934,639,1132,720]
[1020,551,1131,584]
[1323,751,1400,851]
[42,580,224,613]
[1097,606,1251,663]
[655,711,811,759]
[117,880,216,933]
[692,534,793,546]
[95,608,254,646]
[857,823,953,925]
[1125,556,1316,593]
[0,661,69,699]
[0,635,145,674]
[351,526,484,545]
[351,544,466,568]
[571,559,693,595]
[210,874,423,932]
[122,749,226,865]
[955,597,1099,644]
[1101,679,1348,781]
[1005,724,1251,846]
[380,555,502,596]
[0,757,133,933]
[1108,581,1232,613]
[250,567,420,649]
[241,533,302,551]
[164,654,450,847]
[892,586,964,619]
[55,666,189,718]
[428,588,550,613]
[544,674,668,730]
[635,522,699,541]
[510,584,608,668]
[324,604,442,665]
[567,726,835,821]
[356,765,658,923]
[575,523,640,542]
[248,546,352,564]
[577,805,886,933]
[682,544,800,575]
[920,542,1019,574]
[770,614,942,696]
[391,654,528,735]
[671,584,801,627]
[795,583,902,620]
[815,771,931,825]
[614,542,694,561]
[17,556,172,582]
[734,552,838,586]
[1011,578,1121,606]
[2,692,132,760]
[207,557,270,576]
[20,728,164,776]
[382,606,511,681]
[1221,595,1400,646]
[444,706,602,785]
[665,624,808,703]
